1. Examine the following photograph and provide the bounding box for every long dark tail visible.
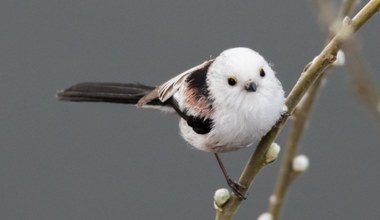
[57,82,161,105]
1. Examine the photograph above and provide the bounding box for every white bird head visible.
[207,47,284,111]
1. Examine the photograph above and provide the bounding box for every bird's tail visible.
[57,82,161,105]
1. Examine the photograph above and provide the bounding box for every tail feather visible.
[57,82,161,105]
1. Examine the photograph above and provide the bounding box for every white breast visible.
[179,92,284,153]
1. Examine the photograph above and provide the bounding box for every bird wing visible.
[136,59,214,107]
[158,59,214,102]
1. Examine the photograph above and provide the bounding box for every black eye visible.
[227,77,236,86]
[260,68,266,77]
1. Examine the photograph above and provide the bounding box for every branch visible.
[267,76,323,220]
[339,0,359,19]
[215,1,380,219]
[266,1,358,219]
[344,38,380,123]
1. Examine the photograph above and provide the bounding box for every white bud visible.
[292,155,310,172]
[214,188,230,211]
[265,143,281,163]
[282,105,288,113]
[257,212,273,220]
[269,195,278,206]
[333,50,345,66]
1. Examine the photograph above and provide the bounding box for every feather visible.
[57,82,161,105]
[158,59,214,102]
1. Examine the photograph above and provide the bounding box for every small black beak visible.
[245,82,257,92]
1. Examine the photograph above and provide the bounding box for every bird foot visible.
[280,111,291,118]
[226,178,247,200]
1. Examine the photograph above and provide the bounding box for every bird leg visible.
[214,153,247,200]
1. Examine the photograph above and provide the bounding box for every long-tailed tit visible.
[58,47,285,199]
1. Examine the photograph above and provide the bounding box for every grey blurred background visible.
[1,0,379,219]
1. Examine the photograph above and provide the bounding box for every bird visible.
[57,47,285,199]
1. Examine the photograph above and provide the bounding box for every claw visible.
[227,178,247,200]
[280,111,291,118]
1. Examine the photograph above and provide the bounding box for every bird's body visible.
[58,47,285,198]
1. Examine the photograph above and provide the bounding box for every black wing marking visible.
[186,116,213,134]
[166,98,213,135]
[185,64,211,99]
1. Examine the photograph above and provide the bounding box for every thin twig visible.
[314,0,358,40]
[339,0,359,19]
[266,1,359,219]
[268,76,324,220]
[344,39,380,123]
[215,1,380,219]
